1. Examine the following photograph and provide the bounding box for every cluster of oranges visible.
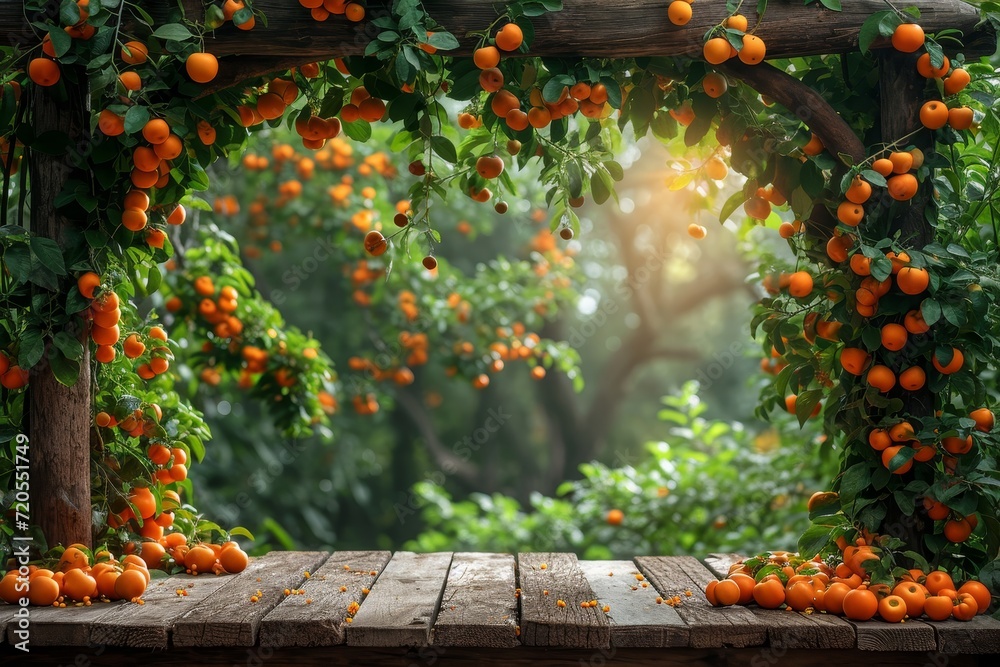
[298,0,366,23]
[340,86,389,125]
[702,13,767,66]
[25,0,93,88]
[706,545,991,622]
[0,545,150,607]
[0,351,29,390]
[237,76,303,130]
[216,0,258,30]
[889,24,973,133]
[447,325,546,389]
[182,275,245,341]
[866,411,991,539]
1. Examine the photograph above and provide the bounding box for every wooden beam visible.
[0,1,991,61]
[27,72,93,551]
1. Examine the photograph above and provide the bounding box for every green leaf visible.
[542,75,575,103]
[50,351,81,387]
[839,462,870,501]
[152,23,195,41]
[2,243,31,282]
[47,25,72,58]
[819,0,842,9]
[719,191,745,223]
[18,327,45,369]
[591,169,611,205]
[798,524,832,559]
[429,135,457,163]
[342,120,372,142]
[859,11,894,54]
[124,106,151,135]
[426,31,460,50]
[30,237,67,275]
[52,331,84,361]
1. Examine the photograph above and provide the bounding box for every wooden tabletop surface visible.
[1,551,998,664]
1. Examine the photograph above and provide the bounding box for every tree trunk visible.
[877,51,934,552]
[27,74,93,551]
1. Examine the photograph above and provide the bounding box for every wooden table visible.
[2,551,998,666]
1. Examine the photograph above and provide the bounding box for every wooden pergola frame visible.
[0,0,994,550]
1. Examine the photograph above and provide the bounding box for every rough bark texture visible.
[28,73,93,550]
[2,1,992,96]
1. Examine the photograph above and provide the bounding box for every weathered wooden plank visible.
[517,552,610,649]
[258,550,391,648]
[347,551,452,647]
[432,552,519,648]
[89,571,233,648]
[578,560,689,648]
[1,1,986,61]
[5,645,983,667]
[934,615,1000,654]
[9,598,122,646]
[172,551,328,647]
[0,606,15,645]
[635,556,766,649]
[703,553,743,579]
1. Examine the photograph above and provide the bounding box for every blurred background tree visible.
[166,122,822,554]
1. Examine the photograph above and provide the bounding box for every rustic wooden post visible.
[27,76,93,550]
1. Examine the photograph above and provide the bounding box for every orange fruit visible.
[891,24,925,53]
[667,0,693,26]
[785,581,816,612]
[473,46,500,69]
[867,365,896,392]
[703,37,732,65]
[843,588,879,621]
[949,107,974,131]
[840,348,869,376]
[62,568,98,601]
[788,271,813,298]
[714,579,741,606]
[881,445,913,474]
[121,40,148,64]
[802,134,825,156]
[185,52,219,83]
[142,118,170,145]
[687,224,707,239]
[752,578,785,609]
[896,266,929,295]
[944,517,973,543]
[363,230,387,256]
[495,23,523,51]
[889,151,913,174]
[739,35,766,65]
[28,58,61,86]
[220,546,250,574]
[114,568,147,600]
[899,366,926,391]
[476,155,505,179]
[917,53,950,78]
[725,14,748,31]
[872,158,894,177]
[970,408,994,433]
[837,201,864,226]
[606,509,624,526]
[932,347,964,375]
[77,272,101,299]
[880,323,908,351]
[887,173,918,201]
[185,545,218,573]
[958,581,991,613]
[878,595,908,623]
[944,68,971,95]
[702,72,728,98]
[919,100,949,130]
[904,309,930,334]
[845,177,872,204]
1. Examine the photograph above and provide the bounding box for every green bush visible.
[406,381,840,558]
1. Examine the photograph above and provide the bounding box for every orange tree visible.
[1,0,1000,593]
